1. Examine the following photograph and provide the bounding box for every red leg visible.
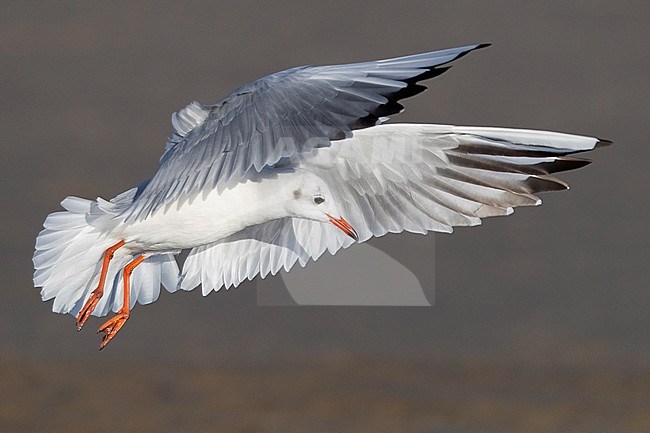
[98,254,146,350]
[76,240,126,331]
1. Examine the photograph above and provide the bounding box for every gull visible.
[32,44,610,349]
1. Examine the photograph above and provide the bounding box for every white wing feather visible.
[179,123,605,293]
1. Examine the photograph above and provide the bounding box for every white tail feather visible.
[33,196,180,317]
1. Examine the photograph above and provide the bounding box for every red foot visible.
[98,310,130,350]
[75,240,125,331]
[90,253,144,350]
[76,292,102,331]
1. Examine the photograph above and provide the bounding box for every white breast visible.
[117,174,291,253]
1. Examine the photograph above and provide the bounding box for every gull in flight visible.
[32,44,609,349]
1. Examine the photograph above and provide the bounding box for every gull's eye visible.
[313,196,325,205]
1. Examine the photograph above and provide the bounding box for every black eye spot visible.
[313,196,325,205]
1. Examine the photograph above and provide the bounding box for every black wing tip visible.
[363,44,490,121]
[549,157,592,172]
[526,176,570,192]
[442,43,492,65]
[596,138,613,148]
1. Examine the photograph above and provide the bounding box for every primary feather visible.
[126,44,490,222]
[178,124,607,294]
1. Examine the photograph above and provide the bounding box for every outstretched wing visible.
[179,217,352,294]
[125,44,490,221]
[178,123,608,294]
[297,124,608,241]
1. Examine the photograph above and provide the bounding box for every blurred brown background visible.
[1,1,648,432]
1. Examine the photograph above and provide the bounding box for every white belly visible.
[117,177,287,253]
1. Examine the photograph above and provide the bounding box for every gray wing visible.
[125,44,490,221]
[177,124,607,293]
[294,124,608,241]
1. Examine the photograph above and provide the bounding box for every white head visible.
[283,170,358,241]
